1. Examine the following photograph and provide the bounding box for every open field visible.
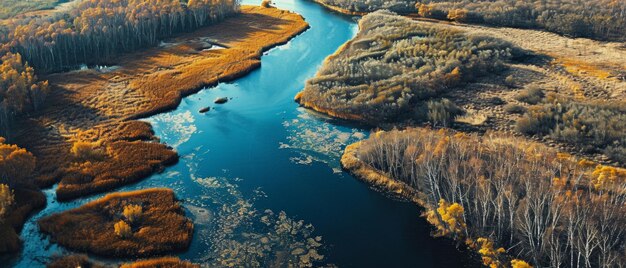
[12,5,309,200]
[39,189,193,257]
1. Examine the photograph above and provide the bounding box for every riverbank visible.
[341,128,626,267]
[297,9,626,166]
[308,0,367,16]
[13,5,309,201]
[38,188,193,258]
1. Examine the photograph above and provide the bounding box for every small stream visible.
[8,0,477,267]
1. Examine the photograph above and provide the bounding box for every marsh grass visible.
[38,189,193,258]
[14,6,308,201]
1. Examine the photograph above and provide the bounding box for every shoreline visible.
[341,138,492,265]
[307,0,367,16]
[5,4,309,259]
[14,5,310,200]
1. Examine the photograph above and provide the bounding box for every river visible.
[8,0,476,267]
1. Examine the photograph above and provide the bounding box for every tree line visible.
[355,128,626,267]
[2,0,240,72]
[316,0,626,41]
[300,10,518,123]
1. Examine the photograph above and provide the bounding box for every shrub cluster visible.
[355,128,626,267]
[516,95,626,164]
[123,204,142,223]
[114,220,132,238]
[300,10,516,123]
[514,86,544,105]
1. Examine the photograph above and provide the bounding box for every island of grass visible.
[38,189,193,258]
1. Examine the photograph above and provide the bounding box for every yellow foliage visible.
[426,199,466,237]
[70,140,104,161]
[577,159,596,168]
[475,237,505,267]
[114,220,132,238]
[447,9,468,21]
[0,139,36,185]
[0,184,14,220]
[444,67,462,86]
[511,259,533,268]
[591,165,626,190]
[417,3,435,18]
[123,204,143,223]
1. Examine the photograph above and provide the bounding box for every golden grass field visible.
[13,6,309,200]
[38,189,193,257]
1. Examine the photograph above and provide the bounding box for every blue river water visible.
[8,0,477,267]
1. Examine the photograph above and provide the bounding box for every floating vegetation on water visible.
[281,109,366,170]
[145,111,197,148]
[181,152,327,267]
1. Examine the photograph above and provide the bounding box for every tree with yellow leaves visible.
[0,52,49,137]
[426,199,466,238]
[447,9,468,22]
[0,137,36,187]
[123,204,142,224]
[0,183,14,221]
[511,259,533,268]
[114,220,132,238]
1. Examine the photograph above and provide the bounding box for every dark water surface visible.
[9,0,477,267]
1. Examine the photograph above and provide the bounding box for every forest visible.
[0,0,239,138]
[299,10,518,123]
[315,0,626,41]
[354,128,626,267]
